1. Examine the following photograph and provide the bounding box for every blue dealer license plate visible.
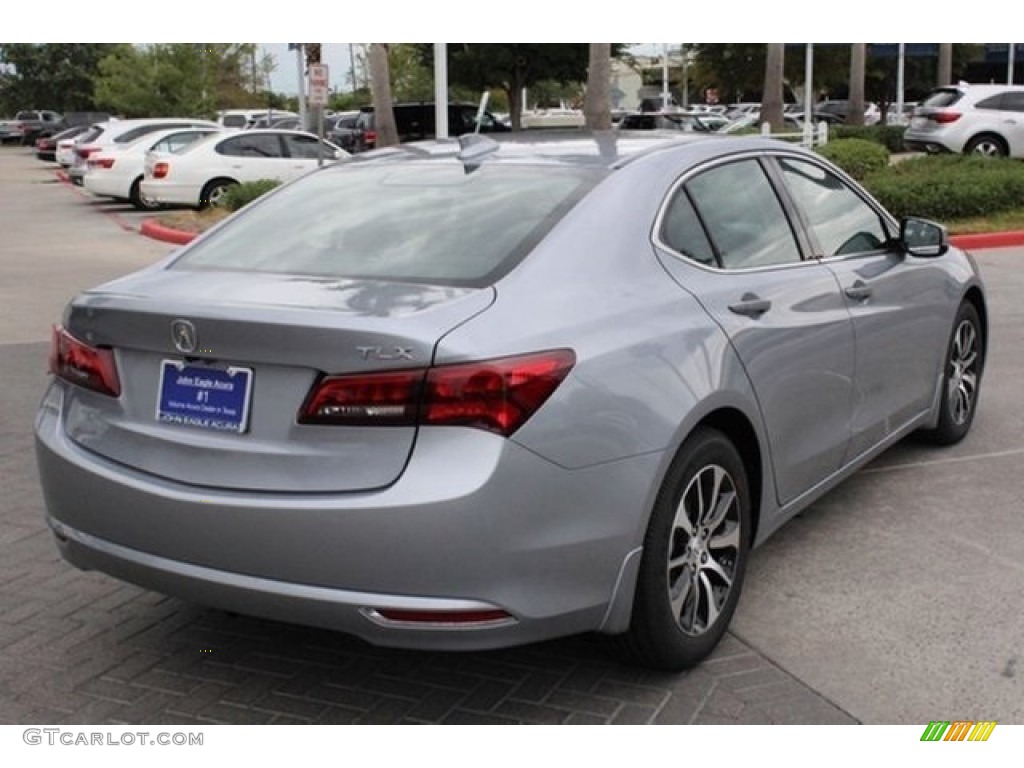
[157,361,253,433]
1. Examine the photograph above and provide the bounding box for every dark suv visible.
[354,102,509,151]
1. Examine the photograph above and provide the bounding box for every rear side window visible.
[221,114,247,128]
[1001,92,1024,112]
[116,123,191,143]
[217,134,283,157]
[921,89,963,109]
[173,164,601,286]
[659,190,717,267]
[686,159,801,270]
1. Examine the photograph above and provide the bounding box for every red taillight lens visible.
[932,111,961,124]
[364,129,377,147]
[298,350,575,437]
[153,162,169,179]
[423,350,575,435]
[49,325,121,397]
[89,157,115,169]
[75,145,99,159]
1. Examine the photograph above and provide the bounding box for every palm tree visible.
[584,43,612,130]
[760,44,785,132]
[368,43,398,148]
[938,44,953,86]
[848,44,866,127]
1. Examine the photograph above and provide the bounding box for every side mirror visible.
[900,217,949,258]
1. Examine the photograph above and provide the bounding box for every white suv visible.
[903,83,1024,157]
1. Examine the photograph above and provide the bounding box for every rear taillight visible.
[75,145,99,159]
[153,162,169,179]
[49,325,121,398]
[364,129,377,148]
[89,157,115,169]
[932,111,961,124]
[299,350,575,437]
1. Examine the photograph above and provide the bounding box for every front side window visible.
[283,133,331,159]
[686,159,802,269]
[778,157,888,257]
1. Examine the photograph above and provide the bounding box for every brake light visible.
[75,145,99,159]
[49,325,121,397]
[153,162,170,179]
[89,157,115,169]
[932,111,961,124]
[299,350,575,436]
[364,129,377,148]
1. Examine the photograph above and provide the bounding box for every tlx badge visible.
[356,345,414,361]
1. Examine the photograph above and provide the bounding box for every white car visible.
[82,126,223,210]
[141,129,347,209]
[69,118,220,186]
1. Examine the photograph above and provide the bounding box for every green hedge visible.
[220,179,281,212]
[817,138,890,180]
[829,124,907,152]
[862,155,1024,220]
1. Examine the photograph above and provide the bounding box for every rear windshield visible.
[173,162,601,286]
[15,111,39,120]
[920,89,963,109]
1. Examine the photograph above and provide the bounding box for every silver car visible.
[35,132,987,670]
[903,83,1024,157]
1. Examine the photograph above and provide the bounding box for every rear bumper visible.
[35,380,655,650]
[83,173,129,200]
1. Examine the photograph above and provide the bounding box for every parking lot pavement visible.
[1,145,1019,725]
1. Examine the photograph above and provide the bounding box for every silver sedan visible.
[35,132,986,670]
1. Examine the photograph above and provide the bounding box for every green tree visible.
[0,43,126,113]
[417,44,625,131]
[93,44,266,118]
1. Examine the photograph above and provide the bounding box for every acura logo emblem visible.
[171,319,198,354]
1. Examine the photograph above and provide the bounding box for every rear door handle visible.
[728,293,772,317]
[844,281,872,301]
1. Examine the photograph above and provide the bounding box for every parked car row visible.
[31,115,347,211]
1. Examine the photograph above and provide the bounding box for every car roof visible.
[346,131,788,171]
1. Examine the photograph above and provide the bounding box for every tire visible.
[129,176,161,211]
[964,134,1007,158]
[616,427,751,671]
[199,178,236,210]
[918,302,985,445]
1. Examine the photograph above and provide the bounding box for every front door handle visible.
[728,293,772,317]
[844,281,872,301]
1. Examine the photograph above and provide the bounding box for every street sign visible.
[308,64,329,107]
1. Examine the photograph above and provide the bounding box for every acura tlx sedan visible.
[35,132,987,670]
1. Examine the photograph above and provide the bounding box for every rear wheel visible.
[919,302,984,445]
[964,134,1007,157]
[200,178,237,210]
[129,176,161,211]
[616,427,751,670]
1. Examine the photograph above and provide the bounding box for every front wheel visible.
[918,302,984,445]
[964,134,1007,157]
[616,427,751,671]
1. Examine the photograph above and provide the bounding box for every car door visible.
[216,133,287,182]
[281,133,336,177]
[996,90,1024,157]
[654,155,855,506]
[772,154,952,460]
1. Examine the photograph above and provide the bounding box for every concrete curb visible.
[140,219,197,246]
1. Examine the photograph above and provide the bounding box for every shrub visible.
[862,155,1024,220]
[830,124,907,153]
[220,179,281,212]
[817,138,890,180]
